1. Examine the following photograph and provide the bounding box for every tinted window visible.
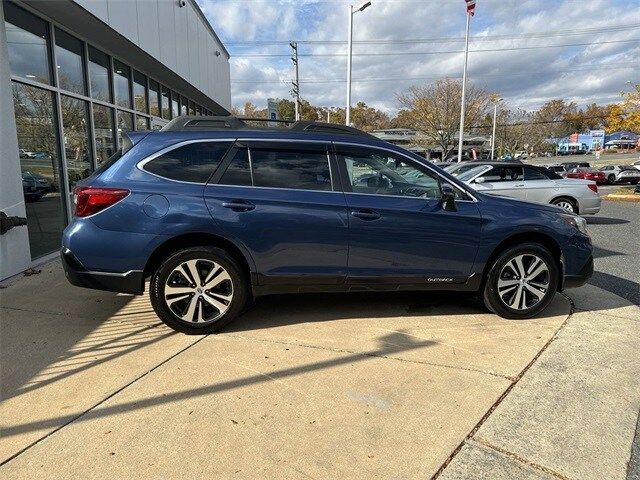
[250,148,332,191]
[341,151,441,199]
[479,166,523,182]
[55,28,85,94]
[523,167,549,181]
[144,142,232,183]
[113,60,131,108]
[88,46,111,101]
[133,70,147,113]
[219,149,251,186]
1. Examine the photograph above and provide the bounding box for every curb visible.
[603,194,640,203]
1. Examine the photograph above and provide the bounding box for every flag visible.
[465,0,476,16]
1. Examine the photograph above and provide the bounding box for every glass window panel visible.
[340,150,441,198]
[143,142,232,183]
[195,105,202,116]
[188,100,195,116]
[88,46,111,102]
[148,79,160,117]
[92,104,115,164]
[113,59,131,108]
[12,82,64,259]
[219,149,251,186]
[135,115,150,131]
[180,96,188,116]
[133,70,147,113]
[116,110,134,148]
[4,2,51,84]
[54,28,85,94]
[171,92,179,118]
[251,148,332,191]
[161,86,170,119]
[60,95,92,205]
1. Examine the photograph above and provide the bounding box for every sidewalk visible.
[1,261,638,479]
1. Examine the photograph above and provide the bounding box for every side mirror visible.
[474,176,485,184]
[441,183,457,212]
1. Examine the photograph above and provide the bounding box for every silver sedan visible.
[452,163,601,215]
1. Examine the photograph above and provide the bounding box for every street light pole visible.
[491,102,498,160]
[457,11,471,162]
[346,1,371,126]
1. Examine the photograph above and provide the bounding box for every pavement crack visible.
[470,437,572,480]
[0,334,208,468]
[221,332,513,380]
[431,293,575,479]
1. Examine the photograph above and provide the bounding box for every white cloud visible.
[200,0,640,113]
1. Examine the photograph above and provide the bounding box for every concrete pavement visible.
[1,262,638,479]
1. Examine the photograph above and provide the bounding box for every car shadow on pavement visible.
[226,291,486,333]
[586,216,630,225]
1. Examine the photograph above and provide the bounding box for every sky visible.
[198,0,640,115]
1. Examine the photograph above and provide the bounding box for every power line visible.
[233,38,639,58]
[230,64,636,84]
[226,24,640,46]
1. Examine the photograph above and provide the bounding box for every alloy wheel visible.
[554,200,574,212]
[497,254,550,310]
[163,259,233,323]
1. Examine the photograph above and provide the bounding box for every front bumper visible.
[563,255,593,289]
[61,248,144,295]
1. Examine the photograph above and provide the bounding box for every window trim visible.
[136,139,235,184]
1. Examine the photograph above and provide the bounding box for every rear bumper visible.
[578,195,601,215]
[61,248,144,295]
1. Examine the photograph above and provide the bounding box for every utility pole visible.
[290,42,300,121]
[346,2,371,126]
[457,11,471,162]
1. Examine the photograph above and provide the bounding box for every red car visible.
[565,167,607,185]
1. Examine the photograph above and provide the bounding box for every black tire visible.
[150,246,249,334]
[631,179,639,185]
[550,196,578,214]
[483,243,559,320]
[608,174,616,184]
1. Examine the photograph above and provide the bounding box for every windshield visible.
[458,165,491,182]
[445,163,482,176]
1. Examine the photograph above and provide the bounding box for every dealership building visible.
[0,0,231,280]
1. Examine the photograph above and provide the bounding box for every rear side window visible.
[144,142,232,183]
[480,166,523,182]
[523,167,549,181]
[219,149,251,186]
[251,148,332,191]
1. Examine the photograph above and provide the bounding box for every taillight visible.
[587,184,598,193]
[74,186,129,217]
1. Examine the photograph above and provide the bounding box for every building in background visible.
[0,0,231,280]
[372,129,490,160]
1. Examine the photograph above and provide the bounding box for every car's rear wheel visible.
[608,174,616,184]
[150,247,248,334]
[483,244,559,319]
[550,197,577,213]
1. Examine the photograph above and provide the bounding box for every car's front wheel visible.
[483,244,559,319]
[607,174,616,184]
[150,247,248,334]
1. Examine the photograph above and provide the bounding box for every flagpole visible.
[457,11,471,162]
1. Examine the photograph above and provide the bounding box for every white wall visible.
[74,0,231,109]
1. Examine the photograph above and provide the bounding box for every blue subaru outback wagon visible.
[62,117,593,334]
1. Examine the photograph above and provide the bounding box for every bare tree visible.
[397,78,491,158]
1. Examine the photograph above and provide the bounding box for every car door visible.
[522,166,556,204]
[203,140,349,286]
[334,144,482,283]
[473,165,526,200]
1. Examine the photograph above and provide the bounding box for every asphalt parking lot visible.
[586,199,639,305]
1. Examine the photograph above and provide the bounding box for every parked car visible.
[22,171,50,201]
[565,167,607,185]
[599,165,640,184]
[456,162,601,214]
[630,159,640,171]
[635,183,640,194]
[62,117,593,334]
[561,161,590,170]
[541,164,566,176]
[514,151,528,159]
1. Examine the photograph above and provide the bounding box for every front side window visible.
[250,148,332,191]
[144,142,232,183]
[340,150,441,199]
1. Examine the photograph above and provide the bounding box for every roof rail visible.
[160,115,375,138]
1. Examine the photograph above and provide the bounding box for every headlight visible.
[560,213,588,235]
